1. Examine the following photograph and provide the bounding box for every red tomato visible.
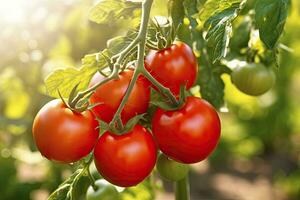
[89,70,150,123]
[93,125,157,187]
[145,41,197,95]
[152,96,220,164]
[32,99,99,163]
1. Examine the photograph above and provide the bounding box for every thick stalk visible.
[175,176,190,200]
[109,0,153,128]
[87,167,98,191]
[84,156,97,191]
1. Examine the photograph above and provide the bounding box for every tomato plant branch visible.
[70,0,178,112]
[84,156,98,191]
[69,65,120,108]
[111,37,140,65]
[87,166,98,191]
[109,0,153,129]
[175,176,190,200]
[109,0,181,129]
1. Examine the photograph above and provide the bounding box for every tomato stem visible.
[111,37,140,65]
[109,0,180,127]
[109,0,153,128]
[175,176,190,200]
[87,166,98,191]
[110,60,140,129]
[68,64,120,110]
[68,0,179,115]
[82,156,98,191]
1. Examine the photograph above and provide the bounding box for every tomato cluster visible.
[32,42,221,189]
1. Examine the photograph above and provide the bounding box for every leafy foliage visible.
[2,0,297,199]
[199,0,241,23]
[107,29,138,56]
[198,58,231,108]
[255,0,289,49]
[89,0,141,24]
[45,49,110,98]
[81,50,109,69]
[45,67,97,98]
[181,0,234,108]
[150,85,187,111]
[168,0,184,28]
[48,169,85,200]
[204,2,242,63]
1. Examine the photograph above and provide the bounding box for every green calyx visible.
[97,114,146,136]
[150,84,187,111]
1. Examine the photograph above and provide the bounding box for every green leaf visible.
[48,169,83,200]
[255,0,289,49]
[150,87,185,111]
[96,118,109,135]
[82,49,109,69]
[178,0,198,48]
[68,83,80,106]
[182,0,226,108]
[183,0,198,28]
[45,66,97,98]
[107,30,138,56]
[168,0,184,28]
[45,50,109,98]
[199,0,241,23]
[123,114,146,132]
[204,3,242,63]
[229,17,251,51]
[89,0,141,24]
[107,36,131,56]
[197,58,226,109]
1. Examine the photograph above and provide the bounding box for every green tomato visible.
[86,179,121,200]
[156,153,189,181]
[231,63,275,96]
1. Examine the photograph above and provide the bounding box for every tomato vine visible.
[32,0,291,199]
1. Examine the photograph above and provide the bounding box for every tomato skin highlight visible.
[93,125,157,187]
[231,63,275,96]
[152,96,221,164]
[32,99,99,163]
[145,41,197,95]
[89,70,150,123]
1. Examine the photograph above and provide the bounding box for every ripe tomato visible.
[86,179,120,200]
[145,41,197,95]
[231,62,275,96]
[156,153,189,181]
[32,99,99,163]
[152,96,221,164]
[94,125,157,187]
[89,70,150,123]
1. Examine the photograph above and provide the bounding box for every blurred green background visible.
[0,0,300,199]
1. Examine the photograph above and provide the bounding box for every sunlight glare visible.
[0,0,28,24]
